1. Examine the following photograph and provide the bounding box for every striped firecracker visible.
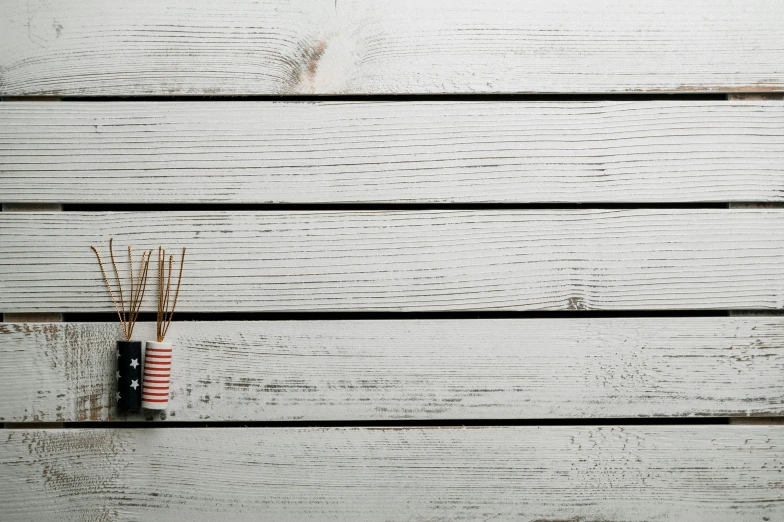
[142,341,173,409]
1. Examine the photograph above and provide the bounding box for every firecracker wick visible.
[156,246,186,342]
[90,238,152,341]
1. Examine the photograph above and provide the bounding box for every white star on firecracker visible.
[117,349,121,358]
[130,358,139,369]
[116,371,121,379]
[116,391,121,400]
[130,379,139,390]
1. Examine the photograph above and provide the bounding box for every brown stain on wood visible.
[76,390,106,421]
[1,202,62,211]
[729,93,784,100]
[673,82,784,93]
[533,519,616,522]
[3,312,63,323]
[306,41,327,81]
[0,324,15,335]
[15,430,138,520]
[730,417,784,425]
[25,429,126,492]
[287,39,329,93]
[60,324,115,421]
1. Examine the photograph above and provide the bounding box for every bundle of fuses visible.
[91,240,185,412]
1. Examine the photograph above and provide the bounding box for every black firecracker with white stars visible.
[117,340,142,410]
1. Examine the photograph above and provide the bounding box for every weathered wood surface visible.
[2,426,783,521]
[1,210,783,312]
[2,101,784,203]
[1,319,783,422]
[1,0,783,95]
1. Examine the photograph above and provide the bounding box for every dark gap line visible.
[0,418,732,429]
[61,203,732,212]
[55,311,740,323]
[31,93,733,102]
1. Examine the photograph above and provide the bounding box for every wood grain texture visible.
[1,0,783,95]
[2,426,783,521]
[2,101,784,203]
[1,210,784,312]
[1,318,783,422]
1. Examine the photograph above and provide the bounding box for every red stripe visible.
[142,398,169,403]
[144,372,170,378]
[146,354,171,359]
[146,348,172,353]
[144,379,170,384]
[145,364,171,369]
[143,391,170,397]
[143,385,169,390]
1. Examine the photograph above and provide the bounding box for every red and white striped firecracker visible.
[142,341,172,409]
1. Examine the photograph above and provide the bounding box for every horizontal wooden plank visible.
[2,426,783,521]
[1,210,783,312]
[1,0,783,95]
[1,318,783,422]
[2,101,783,203]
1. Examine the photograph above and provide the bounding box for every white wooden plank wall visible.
[1,319,783,422]
[2,427,783,521]
[1,0,783,95]
[2,1,784,520]
[2,210,783,312]
[1,101,782,203]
